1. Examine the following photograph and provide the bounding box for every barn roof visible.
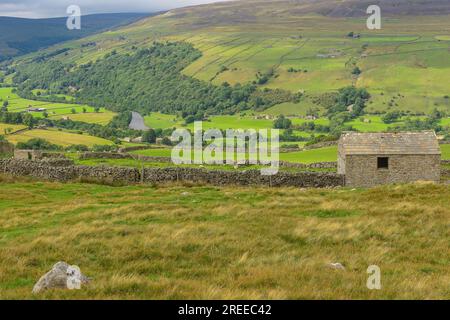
[339,131,441,155]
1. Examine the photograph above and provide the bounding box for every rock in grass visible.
[327,262,346,270]
[32,261,90,294]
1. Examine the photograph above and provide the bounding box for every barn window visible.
[377,157,389,169]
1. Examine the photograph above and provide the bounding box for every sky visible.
[0,0,228,18]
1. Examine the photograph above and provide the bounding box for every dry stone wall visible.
[0,159,344,188]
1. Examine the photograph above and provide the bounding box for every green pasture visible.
[0,87,115,124]
[0,123,26,135]
[6,129,114,147]
[144,112,180,129]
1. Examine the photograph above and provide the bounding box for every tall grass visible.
[0,179,449,299]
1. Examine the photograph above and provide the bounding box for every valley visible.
[0,0,450,302]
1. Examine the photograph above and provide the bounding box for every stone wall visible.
[118,146,152,153]
[303,140,337,150]
[142,167,343,187]
[345,154,441,187]
[80,152,134,160]
[0,159,344,188]
[0,159,139,184]
[278,161,337,169]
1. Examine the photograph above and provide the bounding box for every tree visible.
[352,67,361,75]
[82,107,87,113]
[71,108,76,114]
[142,129,156,143]
[22,113,36,129]
[161,137,172,146]
[273,115,292,129]
[43,111,49,118]
[382,111,401,124]
[16,138,61,151]
[430,108,444,121]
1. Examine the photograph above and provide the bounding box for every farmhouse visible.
[338,131,441,187]
[28,107,47,112]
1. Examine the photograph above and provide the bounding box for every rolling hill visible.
[0,13,152,61]
[4,0,450,117]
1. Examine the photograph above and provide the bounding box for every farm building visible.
[338,131,441,187]
[0,141,14,155]
[14,149,43,160]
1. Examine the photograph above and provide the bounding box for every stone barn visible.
[14,149,43,161]
[338,131,441,187]
[0,141,14,155]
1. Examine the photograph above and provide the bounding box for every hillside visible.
[0,13,151,61]
[0,178,449,299]
[4,0,450,119]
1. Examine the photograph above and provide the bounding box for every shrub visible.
[92,144,118,152]
[273,115,292,129]
[65,144,89,152]
[142,129,156,143]
[161,137,172,146]
[16,138,61,151]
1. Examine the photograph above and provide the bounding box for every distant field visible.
[0,123,26,134]
[6,129,113,147]
[0,180,449,299]
[50,112,117,126]
[0,87,115,125]
[144,113,179,129]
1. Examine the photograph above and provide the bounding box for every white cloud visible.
[0,0,227,18]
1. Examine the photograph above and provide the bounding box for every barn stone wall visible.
[345,154,441,187]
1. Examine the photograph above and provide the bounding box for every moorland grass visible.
[0,178,448,299]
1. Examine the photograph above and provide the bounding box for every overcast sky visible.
[0,0,227,18]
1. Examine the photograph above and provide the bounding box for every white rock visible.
[328,262,346,270]
[32,261,90,294]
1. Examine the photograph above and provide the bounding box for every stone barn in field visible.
[14,149,43,161]
[338,131,441,187]
[0,141,14,155]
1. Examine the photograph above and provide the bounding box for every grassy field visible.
[0,179,448,299]
[6,129,114,147]
[0,123,26,135]
[0,87,116,125]
[52,112,117,126]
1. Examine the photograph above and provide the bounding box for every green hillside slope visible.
[0,13,151,61]
[5,0,450,116]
